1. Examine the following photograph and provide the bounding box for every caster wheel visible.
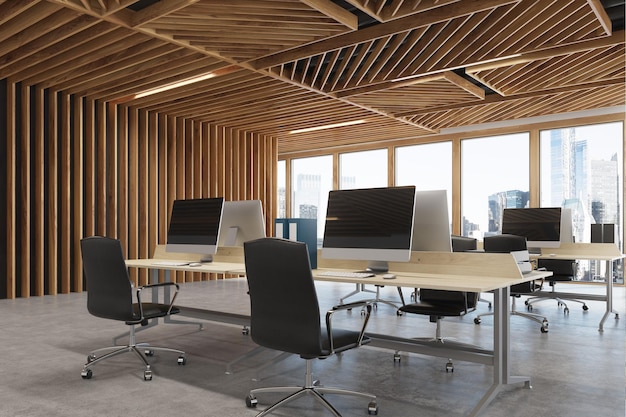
[474,317,481,325]
[87,354,96,363]
[177,355,186,365]
[81,369,93,379]
[564,307,569,314]
[393,352,401,363]
[242,327,250,335]
[144,370,152,381]
[541,326,549,333]
[583,305,589,311]
[245,394,258,408]
[396,310,403,316]
[445,361,454,373]
[144,350,154,357]
[368,401,378,415]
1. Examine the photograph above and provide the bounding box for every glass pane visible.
[395,141,452,224]
[461,133,530,239]
[339,149,388,189]
[291,155,333,247]
[277,159,286,218]
[540,122,623,283]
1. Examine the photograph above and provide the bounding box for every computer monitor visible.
[165,197,224,261]
[218,200,266,247]
[411,190,452,252]
[501,207,562,251]
[321,186,416,271]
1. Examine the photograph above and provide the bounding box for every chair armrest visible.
[325,301,372,354]
[136,282,180,316]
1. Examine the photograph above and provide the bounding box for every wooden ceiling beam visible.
[587,0,612,35]
[300,0,358,30]
[248,0,519,70]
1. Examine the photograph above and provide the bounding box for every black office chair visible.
[243,237,378,416]
[80,236,186,381]
[474,234,549,333]
[451,234,493,308]
[396,287,479,372]
[525,258,588,313]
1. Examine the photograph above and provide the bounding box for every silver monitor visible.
[218,200,266,247]
[411,190,452,252]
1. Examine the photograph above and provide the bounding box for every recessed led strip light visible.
[289,120,366,134]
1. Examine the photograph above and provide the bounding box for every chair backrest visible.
[80,236,135,322]
[451,235,477,252]
[483,234,528,253]
[537,258,577,279]
[483,234,533,293]
[243,237,323,357]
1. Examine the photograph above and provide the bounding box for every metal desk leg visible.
[469,286,531,417]
[598,260,620,332]
[158,269,204,330]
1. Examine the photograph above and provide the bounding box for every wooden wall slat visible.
[2,86,279,298]
[20,84,30,297]
[128,106,138,286]
[47,90,58,296]
[34,87,45,296]
[60,92,70,294]
[138,109,149,286]
[72,95,83,293]
[6,80,16,299]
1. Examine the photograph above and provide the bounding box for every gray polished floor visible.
[0,278,624,417]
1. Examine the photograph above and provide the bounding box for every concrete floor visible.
[0,278,623,417]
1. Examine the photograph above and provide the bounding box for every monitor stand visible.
[199,254,214,263]
[366,260,389,273]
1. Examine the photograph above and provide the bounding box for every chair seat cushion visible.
[127,303,180,324]
[299,328,370,359]
[398,301,470,317]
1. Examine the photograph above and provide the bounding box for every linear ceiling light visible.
[134,72,216,99]
[289,119,366,134]
[391,54,522,83]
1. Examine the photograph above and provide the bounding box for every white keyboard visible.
[152,261,190,267]
[317,270,375,278]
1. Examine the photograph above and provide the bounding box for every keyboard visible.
[317,270,375,278]
[151,261,191,267]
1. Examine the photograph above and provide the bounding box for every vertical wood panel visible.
[60,92,71,294]
[84,98,95,240]
[118,106,128,255]
[107,103,117,238]
[6,80,16,299]
[96,101,106,236]
[148,112,158,264]
[138,109,149,286]
[128,106,138,286]
[47,91,58,295]
[72,96,84,293]
[20,84,30,297]
[34,87,45,296]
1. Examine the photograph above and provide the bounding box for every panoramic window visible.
[395,141,453,225]
[461,133,530,239]
[291,155,333,245]
[277,159,286,219]
[339,149,388,189]
[540,121,624,283]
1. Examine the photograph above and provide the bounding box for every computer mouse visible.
[382,273,396,279]
[188,262,202,267]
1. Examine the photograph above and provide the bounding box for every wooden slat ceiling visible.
[1,0,624,154]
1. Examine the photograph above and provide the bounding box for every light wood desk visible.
[533,242,623,332]
[126,248,552,417]
[317,250,552,417]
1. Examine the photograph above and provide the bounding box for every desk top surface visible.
[535,242,624,261]
[312,268,551,292]
[125,258,246,274]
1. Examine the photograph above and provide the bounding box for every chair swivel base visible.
[81,327,186,381]
[525,294,588,314]
[474,310,549,333]
[246,360,378,416]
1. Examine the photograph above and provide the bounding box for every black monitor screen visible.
[322,186,416,260]
[167,197,224,247]
[501,207,562,248]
